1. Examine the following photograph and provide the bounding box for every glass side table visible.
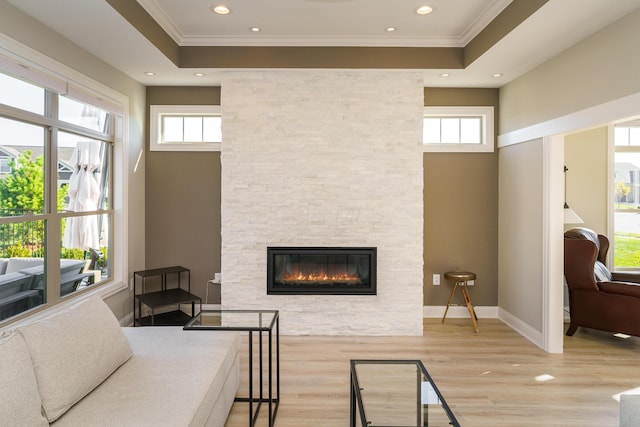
[184,310,280,427]
[350,359,460,427]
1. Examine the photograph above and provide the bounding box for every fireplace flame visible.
[281,271,362,285]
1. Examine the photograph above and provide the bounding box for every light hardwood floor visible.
[225,318,640,426]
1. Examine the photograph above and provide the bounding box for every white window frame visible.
[150,105,221,151]
[611,123,640,271]
[0,35,129,327]
[0,156,11,174]
[422,106,494,153]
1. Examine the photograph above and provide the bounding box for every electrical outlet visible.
[467,280,474,286]
[433,274,440,286]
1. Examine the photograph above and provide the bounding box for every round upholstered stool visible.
[441,271,478,333]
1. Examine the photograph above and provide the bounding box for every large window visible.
[613,121,640,269]
[422,106,494,152]
[0,70,115,322]
[150,105,221,151]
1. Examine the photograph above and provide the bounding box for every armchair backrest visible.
[564,227,613,282]
[564,227,611,263]
[564,238,600,291]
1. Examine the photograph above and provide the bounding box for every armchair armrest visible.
[598,281,640,298]
[611,271,640,284]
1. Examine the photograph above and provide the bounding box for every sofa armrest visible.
[611,271,640,283]
[598,281,640,298]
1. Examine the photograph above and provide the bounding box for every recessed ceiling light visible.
[211,5,230,15]
[440,73,450,77]
[194,73,205,77]
[385,27,397,32]
[492,73,503,78]
[415,5,434,15]
[144,72,155,76]
[250,27,261,32]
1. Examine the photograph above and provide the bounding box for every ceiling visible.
[6,0,640,87]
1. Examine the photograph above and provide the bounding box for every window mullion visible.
[45,127,61,305]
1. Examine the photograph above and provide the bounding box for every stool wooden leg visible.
[441,282,458,323]
[461,284,479,333]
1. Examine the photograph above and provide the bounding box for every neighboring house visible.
[615,162,640,205]
[0,145,18,179]
[0,145,75,187]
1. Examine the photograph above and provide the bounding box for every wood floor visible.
[225,318,640,426]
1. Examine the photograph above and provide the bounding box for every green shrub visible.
[61,247,85,260]
[3,244,32,258]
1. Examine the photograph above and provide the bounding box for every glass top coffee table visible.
[350,360,460,427]
[184,310,279,427]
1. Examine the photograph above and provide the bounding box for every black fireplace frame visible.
[267,247,377,295]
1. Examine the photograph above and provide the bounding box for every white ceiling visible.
[138,0,511,47]
[6,0,640,87]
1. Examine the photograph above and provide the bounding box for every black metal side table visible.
[133,266,201,326]
[184,309,280,427]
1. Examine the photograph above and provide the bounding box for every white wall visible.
[564,127,609,233]
[220,70,424,335]
[499,8,640,135]
[498,139,544,332]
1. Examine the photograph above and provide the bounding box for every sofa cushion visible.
[0,271,32,294]
[52,327,240,427]
[5,257,44,274]
[17,296,132,422]
[0,332,48,427]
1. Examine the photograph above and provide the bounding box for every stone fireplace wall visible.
[220,70,424,335]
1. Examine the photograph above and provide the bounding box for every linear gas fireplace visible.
[267,247,376,295]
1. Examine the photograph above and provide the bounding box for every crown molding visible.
[179,35,464,48]
[136,0,512,48]
[136,0,183,44]
[459,0,514,45]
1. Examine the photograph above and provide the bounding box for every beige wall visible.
[145,87,222,303]
[424,88,499,306]
[498,139,544,330]
[564,127,609,234]
[0,0,146,321]
[143,86,499,310]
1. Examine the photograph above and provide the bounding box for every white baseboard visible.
[423,305,498,318]
[119,312,134,327]
[497,307,543,349]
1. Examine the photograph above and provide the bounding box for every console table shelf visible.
[133,266,201,326]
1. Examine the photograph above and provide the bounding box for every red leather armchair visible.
[564,227,640,336]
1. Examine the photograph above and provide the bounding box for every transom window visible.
[422,106,494,153]
[150,105,221,151]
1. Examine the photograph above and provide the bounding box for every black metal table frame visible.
[184,310,280,427]
[133,266,200,326]
[350,359,460,427]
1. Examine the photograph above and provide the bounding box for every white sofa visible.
[621,394,640,427]
[0,297,240,426]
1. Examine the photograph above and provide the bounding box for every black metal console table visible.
[184,309,280,427]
